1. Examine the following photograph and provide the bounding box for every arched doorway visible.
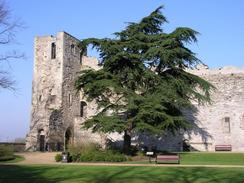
[38,129,45,151]
[64,127,73,150]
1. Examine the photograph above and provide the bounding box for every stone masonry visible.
[26,32,106,151]
[26,32,244,152]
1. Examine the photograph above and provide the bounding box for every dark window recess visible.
[71,44,75,54]
[224,117,231,133]
[225,117,230,122]
[80,101,87,117]
[51,43,56,59]
[80,52,82,64]
[68,94,72,105]
[38,129,45,151]
[48,95,56,104]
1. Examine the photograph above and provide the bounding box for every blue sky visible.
[0,0,243,141]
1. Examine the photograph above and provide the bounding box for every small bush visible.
[55,153,62,162]
[0,145,14,161]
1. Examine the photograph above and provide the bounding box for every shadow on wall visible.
[183,106,213,151]
[47,109,65,151]
[109,106,212,152]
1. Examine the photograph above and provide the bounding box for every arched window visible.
[51,43,56,59]
[80,101,87,117]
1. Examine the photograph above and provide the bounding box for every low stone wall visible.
[0,142,26,152]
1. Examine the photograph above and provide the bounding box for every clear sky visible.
[0,0,243,141]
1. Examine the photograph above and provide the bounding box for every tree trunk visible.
[123,130,131,155]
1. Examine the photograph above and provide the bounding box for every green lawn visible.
[180,152,244,165]
[128,152,244,165]
[0,165,244,183]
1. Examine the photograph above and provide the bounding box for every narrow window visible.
[68,94,72,105]
[71,44,75,54]
[223,117,230,133]
[51,43,56,59]
[80,101,87,117]
[39,95,42,101]
[80,52,82,64]
[50,95,56,104]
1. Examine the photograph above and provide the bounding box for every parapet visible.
[187,64,244,76]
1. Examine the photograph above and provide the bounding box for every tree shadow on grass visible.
[1,165,244,183]
[161,167,244,183]
[0,165,57,183]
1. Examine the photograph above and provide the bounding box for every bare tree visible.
[0,0,24,91]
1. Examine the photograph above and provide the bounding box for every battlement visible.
[188,64,244,76]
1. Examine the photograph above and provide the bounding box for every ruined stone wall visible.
[26,33,64,151]
[27,31,244,152]
[73,56,108,146]
[61,32,82,146]
[184,66,244,151]
[26,32,107,151]
[124,66,244,152]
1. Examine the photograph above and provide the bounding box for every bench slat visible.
[215,145,232,151]
[156,154,180,164]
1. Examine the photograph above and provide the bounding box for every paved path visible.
[2,152,244,168]
[16,152,57,164]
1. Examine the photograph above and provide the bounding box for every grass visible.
[127,152,244,165]
[0,155,24,163]
[180,152,244,165]
[0,165,244,183]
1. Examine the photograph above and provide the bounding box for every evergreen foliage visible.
[75,6,214,154]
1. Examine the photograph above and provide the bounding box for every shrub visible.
[0,145,15,161]
[67,143,127,162]
[68,142,100,162]
[78,150,126,162]
[55,153,62,162]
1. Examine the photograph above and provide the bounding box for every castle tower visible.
[26,32,82,151]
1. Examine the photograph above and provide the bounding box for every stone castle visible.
[26,32,244,152]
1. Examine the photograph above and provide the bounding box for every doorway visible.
[38,129,45,151]
[65,127,73,150]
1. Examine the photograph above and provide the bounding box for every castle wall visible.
[26,32,107,151]
[27,31,244,152]
[184,66,244,151]
[26,34,64,151]
[61,32,82,147]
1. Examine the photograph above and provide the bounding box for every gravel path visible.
[16,152,58,164]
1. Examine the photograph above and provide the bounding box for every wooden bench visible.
[156,154,180,164]
[215,145,232,151]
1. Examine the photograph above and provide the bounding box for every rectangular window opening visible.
[223,117,231,133]
[51,43,56,59]
[68,94,72,105]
